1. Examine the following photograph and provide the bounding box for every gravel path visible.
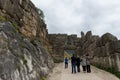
[47,63,120,80]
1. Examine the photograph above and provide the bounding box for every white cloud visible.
[31,0,120,39]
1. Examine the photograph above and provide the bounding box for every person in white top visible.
[86,56,91,73]
[81,56,87,72]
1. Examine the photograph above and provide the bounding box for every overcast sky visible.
[31,0,120,39]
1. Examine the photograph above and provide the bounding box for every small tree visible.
[37,8,45,20]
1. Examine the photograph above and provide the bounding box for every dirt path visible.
[47,63,120,80]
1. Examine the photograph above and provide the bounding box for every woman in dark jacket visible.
[76,56,81,72]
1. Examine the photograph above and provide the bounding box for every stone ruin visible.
[48,34,80,62]
[0,0,120,79]
[48,31,120,71]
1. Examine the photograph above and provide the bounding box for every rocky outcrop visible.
[0,0,54,80]
[0,0,47,41]
[0,22,54,80]
[79,31,120,71]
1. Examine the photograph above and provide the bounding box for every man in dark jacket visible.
[76,56,81,72]
[71,54,76,73]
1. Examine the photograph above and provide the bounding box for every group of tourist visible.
[64,54,91,73]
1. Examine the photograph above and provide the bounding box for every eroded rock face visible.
[0,0,47,40]
[0,0,54,79]
[101,33,118,46]
[0,22,54,80]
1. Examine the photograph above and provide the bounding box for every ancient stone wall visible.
[0,0,47,42]
[79,31,120,71]
[0,0,54,80]
[48,34,80,62]
[48,31,120,72]
[0,22,54,80]
[48,34,67,62]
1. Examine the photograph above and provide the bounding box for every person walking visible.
[64,57,68,68]
[76,55,81,72]
[86,56,91,73]
[81,56,87,73]
[71,54,76,73]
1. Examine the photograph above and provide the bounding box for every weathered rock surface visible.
[0,0,47,41]
[0,22,54,80]
[0,0,54,80]
[48,34,79,62]
[79,31,120,71]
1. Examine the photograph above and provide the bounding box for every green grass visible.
[41,77,46,80]
[0,16,6,21]
[12,22,19,33]
[94,65,120,78]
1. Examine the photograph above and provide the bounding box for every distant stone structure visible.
[48,34,80,62]
[79,31,120,71]
[48,31,120,72]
